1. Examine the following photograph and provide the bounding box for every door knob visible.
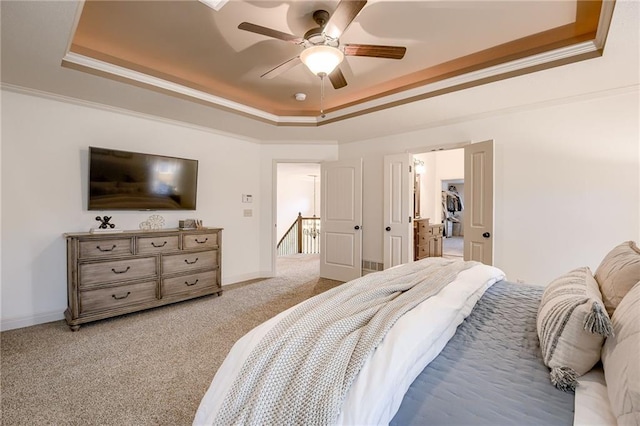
[354,225,360,230]
[385,227,391,232]
[482,232,491,238]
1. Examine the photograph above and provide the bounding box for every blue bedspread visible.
[391,280,575,426]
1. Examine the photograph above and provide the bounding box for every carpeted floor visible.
[1,254,340,426]
[443,236,464,258]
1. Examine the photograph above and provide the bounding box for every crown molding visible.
[61,37,602,127]
[0,82,263,144]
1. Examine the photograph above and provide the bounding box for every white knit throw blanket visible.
[214,258,478,426]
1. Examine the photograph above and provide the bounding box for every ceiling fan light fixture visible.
[300,45,344,76]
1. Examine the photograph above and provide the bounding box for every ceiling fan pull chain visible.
[320,74,324,118]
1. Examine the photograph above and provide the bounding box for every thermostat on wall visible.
[242,194,253,203]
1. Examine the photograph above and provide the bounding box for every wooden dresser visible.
[64,228,222,330]
[414,219,444,260]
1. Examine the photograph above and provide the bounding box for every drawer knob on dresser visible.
[151,241,167,248]
[185,279,199,287]
[112,292,131,300]
[195,238,208,244]
[97,245,116,252]
[111,266,131,274]
[184,258,199,265]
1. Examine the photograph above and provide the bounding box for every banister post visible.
[297,212,303,253]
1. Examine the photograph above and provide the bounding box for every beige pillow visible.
[537,267,613,392]
[601,282,640,425]
[595,241,640,316]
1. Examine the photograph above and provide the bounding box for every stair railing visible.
[277,213,321,256]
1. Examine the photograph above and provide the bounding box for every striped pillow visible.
[601,282,640,425]
[537,267,613,392]
[595,241,640,316]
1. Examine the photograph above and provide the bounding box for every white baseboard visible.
[1,311,64,332]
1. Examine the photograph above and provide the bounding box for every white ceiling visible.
[1,1,638,144]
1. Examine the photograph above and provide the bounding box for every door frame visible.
[271,159,322,276]
[407,139,494,265]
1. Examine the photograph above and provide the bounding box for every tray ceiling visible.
[59,1,611,125]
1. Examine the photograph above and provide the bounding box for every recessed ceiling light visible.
[295,93,307,101]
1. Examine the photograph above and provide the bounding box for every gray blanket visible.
[214,258,478,426]
[391,280,575,425]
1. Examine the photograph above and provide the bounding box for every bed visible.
[193,242,640,426]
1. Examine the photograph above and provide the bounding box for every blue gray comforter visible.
[391,280,575,425]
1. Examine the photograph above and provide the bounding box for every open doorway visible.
[441,180,464,258]
[275,163,321,275]
[413,149,464,259]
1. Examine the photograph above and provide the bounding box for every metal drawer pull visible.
[97,245,116,252]
[112,292,130,300]
[195,238,208,244]
[151,241,167,248]
[111,266,131,274]
[184,258,199,265]
[185,279,199,287]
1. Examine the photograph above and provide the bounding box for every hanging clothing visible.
[443,190,463,213]
[442,190,463,237]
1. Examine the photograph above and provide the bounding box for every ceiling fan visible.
[237,0,407,90]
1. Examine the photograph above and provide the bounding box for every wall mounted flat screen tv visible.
[88,147,198,210]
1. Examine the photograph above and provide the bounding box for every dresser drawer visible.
[162,271,218,298]
[79,281,157,314]
[429,225,444,236]
[79,238,133,258]
[79,257,157,287]
[416,221,429,233]
[416,244,429,260]
[183,232,218,250]
[162,250,217,274]
[415,232,428,244]
[137,235,180,254]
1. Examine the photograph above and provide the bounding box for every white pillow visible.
[601,282,640,425]
[537,267,613,391]
[595,240,640,316]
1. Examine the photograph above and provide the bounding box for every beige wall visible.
[1,90,265,329]
[339,88,640,286]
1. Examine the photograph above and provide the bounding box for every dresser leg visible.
[70,325,80,332]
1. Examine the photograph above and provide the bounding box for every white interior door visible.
[383,153,414,269]
[463,140,494,264]
[320,159,363,281]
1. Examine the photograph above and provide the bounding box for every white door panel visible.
[383,153,413,269]
[320,159,363,281]
[464,140,494,265]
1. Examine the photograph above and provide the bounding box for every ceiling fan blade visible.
[260,56,302,79]
[323,0,367,40]
[238,22,304,44]
[328,67,347,89]
[343,44,406,59]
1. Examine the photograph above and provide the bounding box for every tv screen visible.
[88,147,198,210]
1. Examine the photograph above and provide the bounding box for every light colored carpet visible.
[443,236,464,258]
[1,254,340,425]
